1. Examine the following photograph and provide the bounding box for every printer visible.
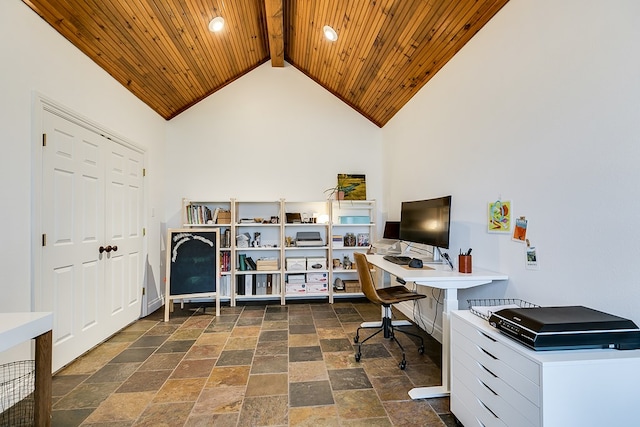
[488,305,640,351]
[295,231,324,247]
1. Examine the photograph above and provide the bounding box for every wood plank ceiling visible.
[22,0,508,127]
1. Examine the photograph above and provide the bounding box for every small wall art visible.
[487,199,511,233]
[512,216,528,242]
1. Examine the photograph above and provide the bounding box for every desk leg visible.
[408,288,457,399]
[34,330,52,427]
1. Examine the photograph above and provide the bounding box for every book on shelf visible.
[219,275,230,297]
[256,258,279,270]
[238,254,247,271]
[186,204,213,224]
[220,252,231,272]
[237,275,245,295]
[245,257,257,270]
[245,274,253,295]
[266,274,273,294]
[256,274,267,295]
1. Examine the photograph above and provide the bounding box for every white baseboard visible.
[146,296,163,317]
[394,300,443,344]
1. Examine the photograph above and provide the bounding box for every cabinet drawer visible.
[453,315,540,386]
[453,345,539,427]
[452,373,509,427]
[453,330,541,408]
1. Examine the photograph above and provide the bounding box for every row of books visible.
[236,274,280,296]
[238,254,279,271]
[186,205,230,225]
[220,252,231,272]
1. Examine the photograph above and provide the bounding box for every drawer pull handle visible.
[480,331,497,342]
[479,399,499,419]
[480,363,498,378]
[480,347,498,360]
[480,380,498,396]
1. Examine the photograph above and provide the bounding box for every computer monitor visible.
[383,221,400,239]
[373,221,402,254]
[399,195,452,250]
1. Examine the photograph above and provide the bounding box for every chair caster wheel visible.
[355,353,361,362]
[418,346,425,354]
[399,360,406,370]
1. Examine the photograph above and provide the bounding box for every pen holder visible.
[458,255,472,273]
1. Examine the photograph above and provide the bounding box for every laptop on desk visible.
[373,221,402,254]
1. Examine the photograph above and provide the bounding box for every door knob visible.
[99,246,106,253]
[112,245,118,252]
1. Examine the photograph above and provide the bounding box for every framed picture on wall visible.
[337,174,366,200]
[357,233,370,247]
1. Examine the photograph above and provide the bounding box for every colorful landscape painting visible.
[338,174,366,200]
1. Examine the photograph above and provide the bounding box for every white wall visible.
[0,2,166,327]
[383,0,640,325]
[165,61,382,227]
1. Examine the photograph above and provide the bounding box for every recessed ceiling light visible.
[209,16,225,32]
[323,25,338,42]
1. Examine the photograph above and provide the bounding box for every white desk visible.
[0,312,53,426]
[365,254,508,399]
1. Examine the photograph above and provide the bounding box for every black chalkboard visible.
[166,228,219,297]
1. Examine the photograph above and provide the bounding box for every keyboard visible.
[383,255,412,265]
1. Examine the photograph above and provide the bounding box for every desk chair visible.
[353,252,427,369]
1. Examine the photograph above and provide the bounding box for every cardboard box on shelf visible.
[286,283,306,294]
[306,272,328,283]
[256,258,279,270]
[307,283,328,293]
[217,211,232,224]
[287,274,306,284]
[344,280,361,293]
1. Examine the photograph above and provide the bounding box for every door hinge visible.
[142,287,146,295]
[143,168,146,177]
[42,133,47,147]
[42,234,46,246]
[143,228,146,236]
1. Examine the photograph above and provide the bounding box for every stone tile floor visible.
[50,301,460,426]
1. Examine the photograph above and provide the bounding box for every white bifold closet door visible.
[39,109,144,372]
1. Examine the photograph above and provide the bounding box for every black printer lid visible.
[493,306,639,333]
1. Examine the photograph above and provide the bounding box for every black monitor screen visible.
[399,196,451,249]
[383,221,400,239]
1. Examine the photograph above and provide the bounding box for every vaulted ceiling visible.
[23,0,508,127]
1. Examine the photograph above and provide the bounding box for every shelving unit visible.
[329,200,377,301]
[233,199,282,305]
[181,199,233,300]
[283,201,331,301]
[181,198,376,306]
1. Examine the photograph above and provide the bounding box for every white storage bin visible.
[306,257,327,270]
[286,258,306,271]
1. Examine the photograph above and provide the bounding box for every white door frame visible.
[31,93,150,321]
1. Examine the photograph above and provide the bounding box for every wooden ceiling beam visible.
[264,0,284,67]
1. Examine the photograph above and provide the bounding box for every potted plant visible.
[324,175,358,201]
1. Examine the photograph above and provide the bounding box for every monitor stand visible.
[386,241,402,254]
[401,242,438,263]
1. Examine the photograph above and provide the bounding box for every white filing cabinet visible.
[451,310,640,427]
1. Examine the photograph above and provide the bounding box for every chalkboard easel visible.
[164,228,220,321]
